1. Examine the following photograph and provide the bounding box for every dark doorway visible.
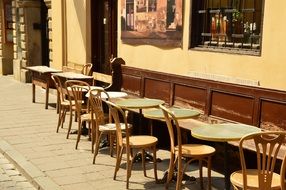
[40,0,49,66]
[91,0,117,74]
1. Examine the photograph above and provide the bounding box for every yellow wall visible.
[118,1,286,91]
[66,0,87,66]
[51,0,88,69]
[50,0,63,70]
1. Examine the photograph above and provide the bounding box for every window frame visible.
[189,0,265,56]
[2,0,13,43]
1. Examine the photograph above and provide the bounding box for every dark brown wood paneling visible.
[260,100,286,131]
[144,78,170,103]
[211,91,254,124]
[121,73,141,96]
[121,66,286,130]
[173,84,206,111]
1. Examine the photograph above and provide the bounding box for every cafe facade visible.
[0,0,286,131]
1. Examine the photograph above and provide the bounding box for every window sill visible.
[190,46,261,56]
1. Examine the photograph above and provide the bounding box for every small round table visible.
[144,107,201,183]
[86,91,128,99]
[191,123,261,190]
[116,98,164,110]
[144,107,200,120]
[115,98,164,163]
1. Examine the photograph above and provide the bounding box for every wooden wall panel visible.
[121,73,141,96]
[260,100,286,131]
[144,78,170,103]
[173,84,206,111]
[121,66,286,130]
[211,91,254,124]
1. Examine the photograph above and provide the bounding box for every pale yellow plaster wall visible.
[66,0,87,66]
[50,0,63,70]
[118,1,286,91]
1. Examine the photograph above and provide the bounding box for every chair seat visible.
[61,100,76,107]
[175,144,215,157]
[99,123,132,132]
[230,169,281,189]
[123,135,158,148]
[81,113,92,121]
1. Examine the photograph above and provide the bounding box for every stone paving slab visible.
[0,76,226,190]
[0,152,36,190]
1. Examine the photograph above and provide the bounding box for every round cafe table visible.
[115,98,164,163]
[115,98,164,134]
[144,107,201,183]
[144,107,200,120]
[191,123,261,190]
[85,90,128,99]
[115,98,164,110]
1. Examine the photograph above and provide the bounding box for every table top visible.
[115,98,164,109]
[191,123,261,142]
[26,66,62,73]
[86,91,128,99]
[102,91,128,99]
[53,72,93,79]
[68,86,104,92]
[144,107,200,120]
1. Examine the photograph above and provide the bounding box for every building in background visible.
[0,0,286,130]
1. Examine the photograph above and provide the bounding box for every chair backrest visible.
[65,80,91,115]
[51,75,65,103]
[159,105,183,156]
[82,63,93,76]
[239,131,286,190]
[104,100,130,148]
[88,89,110,126]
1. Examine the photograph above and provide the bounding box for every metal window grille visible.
[190,0,264,56]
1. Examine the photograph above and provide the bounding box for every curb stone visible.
[0,140,62,190]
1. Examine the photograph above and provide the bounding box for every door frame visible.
[90,0,117,74]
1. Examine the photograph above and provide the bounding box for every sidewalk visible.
[0,75,225,190]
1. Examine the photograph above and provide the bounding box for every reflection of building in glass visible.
[148,0,157,12]
[137,0,147,12]
[121,0,182,33]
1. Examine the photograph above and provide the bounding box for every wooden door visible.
[91,0,117,74]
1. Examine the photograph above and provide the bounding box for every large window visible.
[3,0,13,43]
[190,0,264,56]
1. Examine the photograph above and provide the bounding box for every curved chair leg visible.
[152,146,158,181]
[114,146,124,180]
[109,133,115,157]
[66,108,73,139]
[166,153,176,189]
[75,119,82,149]
[61,108,67,128]
[175,156,183,190]
[56,106,62,133]
[207,156,212,190]
[93,132,102,164]
[142,149,147,177]
[199,159,204,189]
[126,148,132,189]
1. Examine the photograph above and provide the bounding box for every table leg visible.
[45,84,49,109]
[32,82,35,103]
[224,142,230,190]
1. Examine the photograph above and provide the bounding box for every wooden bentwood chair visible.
[51,75,76,135]
[65,80,91,149]
[160,105,216,190]
[105,100,158,189]
[81,63,93,76]
[88,88,132,161]
[230,131,286,190]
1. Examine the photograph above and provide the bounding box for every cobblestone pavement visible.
[0,76,226,190]
[0,153,36,190]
